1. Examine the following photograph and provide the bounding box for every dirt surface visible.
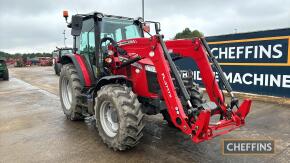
[0,66,290,163]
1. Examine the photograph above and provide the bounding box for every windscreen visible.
[100,17,142,42]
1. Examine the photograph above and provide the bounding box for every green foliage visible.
[0,51,52,60]
[0,51,11,59]
[174,28,204,39]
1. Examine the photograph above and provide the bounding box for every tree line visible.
[0,51,52,59]
[174,28,204,39]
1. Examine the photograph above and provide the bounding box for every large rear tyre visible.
[59,64,83,121]
[95,84,144,151]
[3,70,9,81]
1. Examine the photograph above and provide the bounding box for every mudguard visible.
[95,75,129,90]
[60,53,95,87]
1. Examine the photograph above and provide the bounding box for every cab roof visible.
[78,11,135,21]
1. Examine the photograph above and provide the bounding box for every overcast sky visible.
[0,0,289,54]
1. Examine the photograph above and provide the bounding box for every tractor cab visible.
[64,11,160,79]
[66,12,146,78]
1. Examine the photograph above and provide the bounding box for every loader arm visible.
[165,38,228,111]
[118,35,252,143]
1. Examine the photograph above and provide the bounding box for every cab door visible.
[77,18,97,79]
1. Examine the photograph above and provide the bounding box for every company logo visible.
[209,36,289,65]
[222,139,275,155]
[118,40,137,46]
[193,70,290,88]
[161,73,172,98]
[211,43,283,60]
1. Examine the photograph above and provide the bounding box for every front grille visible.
[146,69,193,95]
[146,71,160,94]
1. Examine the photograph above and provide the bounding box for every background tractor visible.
[52,47,73,75]
[59,11,252,151]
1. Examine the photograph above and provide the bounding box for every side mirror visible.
[71,15,83,36]
[143,23,150,33]
[155,22,161,34]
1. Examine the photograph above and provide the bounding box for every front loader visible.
[59,11,252,151]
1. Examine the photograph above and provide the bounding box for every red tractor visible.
[59,11,252,151]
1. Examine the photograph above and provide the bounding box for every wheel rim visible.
[61,77,72,110]
[99,101,119,137]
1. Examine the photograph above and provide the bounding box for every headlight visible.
[145,65,156,73]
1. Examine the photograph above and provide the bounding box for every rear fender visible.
[60,54,94,87]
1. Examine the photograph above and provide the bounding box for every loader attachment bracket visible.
[192,99,252,143]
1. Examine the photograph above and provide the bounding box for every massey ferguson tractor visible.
[59,11,252,151]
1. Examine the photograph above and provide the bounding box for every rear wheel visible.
[95,84,144,151]
[59,64,83,120]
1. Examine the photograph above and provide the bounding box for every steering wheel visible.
[100,37,127,56]
[100,37,117,55]
[100,37,118,48]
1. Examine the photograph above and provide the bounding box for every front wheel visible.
[59,64,83,120]
[54,63,61,76]
[95,84,145,151]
